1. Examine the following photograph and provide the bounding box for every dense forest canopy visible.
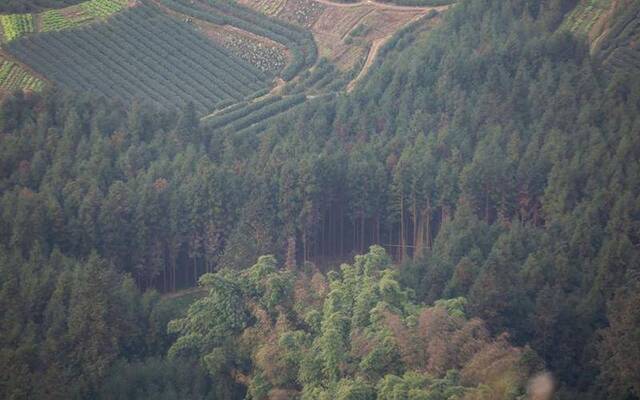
[1,0,640,399]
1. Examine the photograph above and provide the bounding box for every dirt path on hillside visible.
[340,8,377,39]
[346,37,383,92]
[313,0,448,12]
[200,77,287,120]
[344,7,446,92]
[311,0,452,92]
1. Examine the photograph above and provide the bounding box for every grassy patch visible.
[562,0,613,35]
[1,14,34,41]
[0,56,44,92]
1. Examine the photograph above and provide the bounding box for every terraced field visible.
[157,0,317,81]
[0,53,45,93]
[0,1,85,13]
[238,0,447,73]
[237,0,288,16]
[6,4,269,114]
[200,91,339,144]
[313,3,373,38]
[203,93,306,131]
[0,0,129,42]
[195,23,288,75]
[0,14,34,41]
[160,0,449,125]
[0,0,452,125]
[37,0,129,33]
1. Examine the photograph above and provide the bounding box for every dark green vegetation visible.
[0,0,84,13]
[1,0,640,399]
[0,247,213,398]
[5,4,268,114]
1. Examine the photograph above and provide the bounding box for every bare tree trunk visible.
[330,206,334,256]
[321,211,326,258]
[388,223,394,259]
[416,212,424,258]
[172,257,176,292]
[162,244,167,292]
[412,193,418,258]
[286,236,296,271]
[184,260,188,289]
[442,205,450,225]
[426,209,431,250]
[360,213,365,253]
[193,258,197,286]
[485,191,490,223]
[400,196,406,262]
[353,219,357,255]
[425,198,432,251]
[340,205,344,256]
[302,228,307,263]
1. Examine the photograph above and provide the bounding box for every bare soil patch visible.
[313,4,374,38]
[236,0,288,15]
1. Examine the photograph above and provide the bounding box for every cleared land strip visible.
[203,94,306,131]
[345,10,438,91]
[311,0,452,91]
[313,0,449,12]
[346,36,382,92]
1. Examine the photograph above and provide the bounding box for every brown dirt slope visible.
[237,0,453,88]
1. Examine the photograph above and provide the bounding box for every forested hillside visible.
[1,0,640,399]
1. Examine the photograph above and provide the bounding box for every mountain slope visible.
[0,0,639,399]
